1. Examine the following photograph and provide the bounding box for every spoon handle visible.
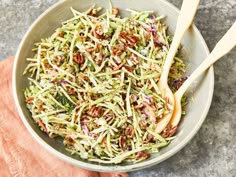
[160,0,200,83]
[176,21,236,98]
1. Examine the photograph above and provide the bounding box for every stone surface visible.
[0,0,235,176]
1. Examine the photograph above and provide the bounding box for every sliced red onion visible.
[82,124,89,135]
[143,95,153,104]
[60,80,69,84]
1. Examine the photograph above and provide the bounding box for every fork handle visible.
[176,21,236,98]
[160,0,200,83]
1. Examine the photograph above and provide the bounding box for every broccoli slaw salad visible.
[23,4,186,164]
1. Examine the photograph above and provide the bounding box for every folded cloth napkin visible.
[0,57,128,177]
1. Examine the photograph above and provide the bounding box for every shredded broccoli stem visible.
[23,4,186,164]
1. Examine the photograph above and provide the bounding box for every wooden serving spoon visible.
[166,21,236,137]
[156,0,200,133]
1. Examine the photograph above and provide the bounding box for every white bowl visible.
[13,0,214,172]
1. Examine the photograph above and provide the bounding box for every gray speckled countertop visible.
[0,0,235,176]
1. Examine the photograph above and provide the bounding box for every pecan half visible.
[73,52,85,65]
[136,151,150,160]
[67,87,76,95]
[87,106,103,118]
